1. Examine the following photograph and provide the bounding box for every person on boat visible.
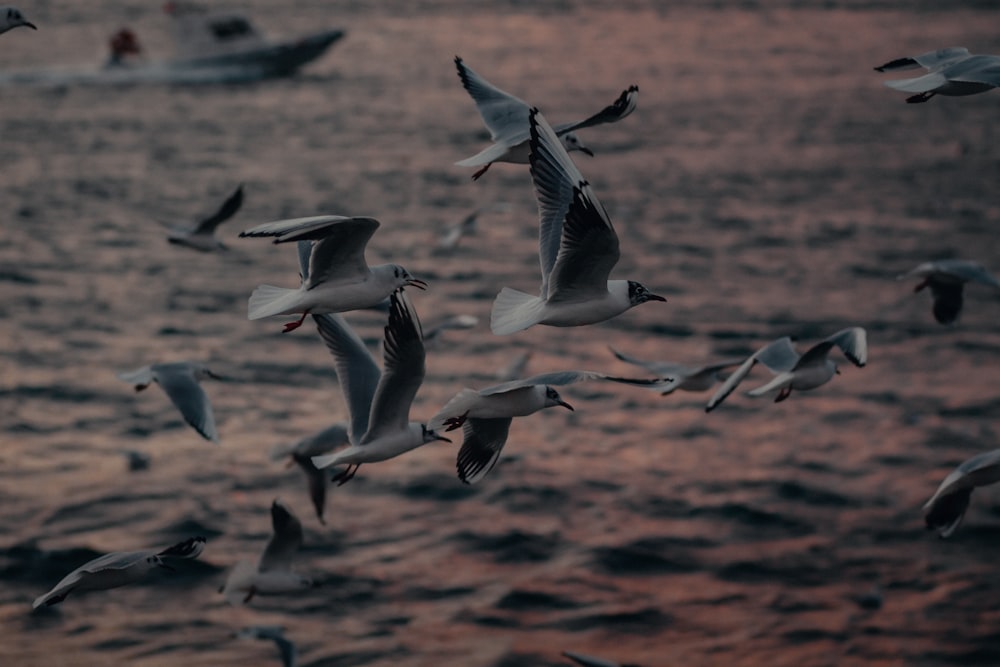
[107,27,142,67]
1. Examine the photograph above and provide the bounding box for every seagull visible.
[422,313,479,349]
[165,184,244,252]
[494,351,532,382]
[235,626,298,667]
[32,536,206,609]
[429,370,666,484]
[220,500,312,605]
[117,362,222,443]
[239,216,427,332]
[898,259,1000,324]
[705,328,868,412]
[923,448,1000,538]
[490,108,665,335]
[269,423,351,525]
[875,47,1000,103]
[309,291,451,484]
[0,7,35,35]
[608,346,743,396]
[455,56,638,180]
[434,208,481,252]
[562,650,644,667]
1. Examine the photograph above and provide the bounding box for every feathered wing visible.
[923,448,1000,537]
[361,291,426,443]
[117,365,154,388]
[456,417,513,484]
[157,536,207,559]
[943,54,1000,87]
[746,372,795,397]
[529,108,619,301]
[934,259,1000,288]
[193,184,243,234]
[753,337,800,373]
[154,364,219,443]
[554,84,639,135]
[428,387,480,432]
[259,500,303,572]
[312,313,381,444]
[823,327,868,367]
[884,71,949,93]
[705,354,759,412]
[608,346,689,377]
[874,47,970,73]
[454,55,530,144]
[292,451,328,524]
[561,650,623,667]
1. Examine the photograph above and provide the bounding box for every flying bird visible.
[269,423,351,525]
[117,362,223,443]
[0,7,35,35]
[875,47,1000,103]
[309,291,451,484]
[165,184,244,252]
[240,216,426,332]
[455,56,638,180]
[705,328,867,412]
[608,346,742,396]
[32,537,205,609]
[898,259,1000,324]
[220,500,311,605]
[923,448,1000,538]
[430,370,665,484]
[490,108,664,335]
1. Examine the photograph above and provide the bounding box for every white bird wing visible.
[454,55,531,145]
[192,184,243,235]
[924,448,1000,511]
[746,371,795,397]
[361,291,426,444]
[157,536,207,560]
[259,500,302,572]
[820,327,868,367]
[874,47,970,73]
[312,314,381,444]
[456,417,513,485]
[706,338,797,412]
[117,365,154,387]
[884,71,950,93]
[608,345,694,377]
[529,108,619,301]
[480,370,627,396]
[946,55,1000,86]
[931,259,1000,288]
[153,363,219,443]
[239,216,380,288]
[32,550,147,609]
[553,84,639,135]
[561,650,623,667]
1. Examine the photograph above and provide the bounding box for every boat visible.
[0,2,345,86]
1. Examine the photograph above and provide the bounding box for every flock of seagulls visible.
[7,10,998,664]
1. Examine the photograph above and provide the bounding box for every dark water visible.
[2,2,999,666]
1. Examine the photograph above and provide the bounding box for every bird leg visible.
[471,164,491,181]
[442,411,470,432]
[134,383,150,392]
[332,464,359,486]
[774,387,793,403]
[281,310,311,333]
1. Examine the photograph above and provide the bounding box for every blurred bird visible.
[705,328,867,412]
[165,184,244,252]
[0,7,35,35]
[923,448,1000,538]
[454,55,638,180]
[309,292,451,484]
[117,362,223,443]
[240,216,426,332]
[875,47,1000,103]
[562,650,644,667]
[220,500,311,604]
[434,208,481,252]
[898,259,1000,324]
[422,313,479,348]
[235,626,297,667]
[490,108,664,335]
[269,424,351,525]
[494,351,532,382]
[608,346,742,396]
[32,537,205,609]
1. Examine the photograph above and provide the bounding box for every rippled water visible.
[2,2,999,666]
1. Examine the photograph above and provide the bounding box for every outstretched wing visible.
[259,500,303,572]
[456,417,513,485]
[455,55,531,143]
[157,536,207,560]
[192,184,244,234]
[554,84,639,135]
[362,291,426,443]
[313,313,381,444]
[154,363,219,443]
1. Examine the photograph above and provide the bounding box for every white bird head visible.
[627,281,666,306]
[560,132,593,157]
[544,386,574,411]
